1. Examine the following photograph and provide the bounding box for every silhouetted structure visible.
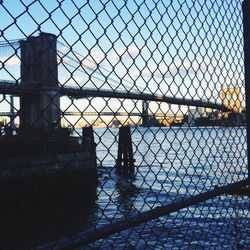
[142,100,149,126]
[0,33,97,187]
[20,33,60,132]
[115,126,135,177]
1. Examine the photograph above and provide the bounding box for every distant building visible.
[0,117,7,127]
[186,107,204,125]
[221,87,243,113]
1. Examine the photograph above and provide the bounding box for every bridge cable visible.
[57,41,145,92]
[58,57,122,91]
[57,50,135,92]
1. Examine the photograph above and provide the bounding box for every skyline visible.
[0,0,246,122]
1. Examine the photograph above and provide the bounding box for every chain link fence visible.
[0,0,249,249]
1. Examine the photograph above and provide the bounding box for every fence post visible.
[243,0,250,188]
[115,126,135,177]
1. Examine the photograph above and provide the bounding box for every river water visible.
[69,126,250,249]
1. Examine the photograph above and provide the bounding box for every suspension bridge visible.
[0,111,183,119]
[0,33,228,129]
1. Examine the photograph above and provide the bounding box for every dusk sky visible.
[0,0,245,117]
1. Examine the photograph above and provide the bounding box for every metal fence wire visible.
[0,0,249,249]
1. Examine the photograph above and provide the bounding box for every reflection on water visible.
[115,176,140,216]
[94,127,248,213]
[87,126,250,249]
[0,127,249,249]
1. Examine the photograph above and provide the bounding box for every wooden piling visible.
[115,126,135,177]
[82,126,96,156]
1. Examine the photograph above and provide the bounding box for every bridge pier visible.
[141,100,149,126]
[9,95,16,132]
[19,33,60,133]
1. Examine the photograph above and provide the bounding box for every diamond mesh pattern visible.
[0,0,249,249]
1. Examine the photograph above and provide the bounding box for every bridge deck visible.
[0,80,229,111]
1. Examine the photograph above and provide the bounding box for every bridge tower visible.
[10,95,16,131]
[19,33,60,132]
[141,100,149,126]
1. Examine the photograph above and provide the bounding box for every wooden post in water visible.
[115,126,135,177]
[82,126,96,157]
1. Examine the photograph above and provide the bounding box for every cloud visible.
[59,75,88,86]
[77,47,106,71]
[83,48,105,69]
[60,46,69,54]
[112,45,148,59]
[57,46,107,72]
[0,56,20,66]
[140,57,227,79]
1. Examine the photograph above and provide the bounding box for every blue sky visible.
[0,0,245,118]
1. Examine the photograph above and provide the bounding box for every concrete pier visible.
[0,126,98,248]
[0,33,97,189]
[0,34,98,247]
